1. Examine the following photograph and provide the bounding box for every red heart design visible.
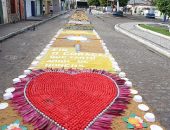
[25,72,118,130]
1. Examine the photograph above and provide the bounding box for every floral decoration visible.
[123,113,148,129]
[1,120,27,130]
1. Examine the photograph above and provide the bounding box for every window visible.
[11,0,16,14]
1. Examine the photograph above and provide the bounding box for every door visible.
[40,0,43,15]
[0,1,3,24]
[36,0,40,16]
[31,1,35,16]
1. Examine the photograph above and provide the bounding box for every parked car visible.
[113,11,123,17]
[145,13,155,18]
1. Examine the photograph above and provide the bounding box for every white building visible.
[26,0,43,18]
[0,0,8,24]
[128,0,151,5]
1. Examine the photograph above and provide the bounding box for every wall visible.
[26,0,32,17]
[0,0,25,24]
[53,0,60,13]
[26,0,43,17]
[2,0,9,23]
[19,0,25,19]
[6,0,25,23]
[36,0,41,15]
[7,0,19,23]
[0,0,4,24]
[44,0,61,14]
[44,0,51,14]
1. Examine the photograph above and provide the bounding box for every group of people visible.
[43,4,53,16]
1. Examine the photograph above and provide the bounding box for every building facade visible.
[0,0,25,24]
[7,0,25,23]
[43,0,61,14]
[25,0,43,18]
[0,0,9,24]
[0,0,4,24]
[0,0,68,24]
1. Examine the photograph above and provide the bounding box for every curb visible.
[0,11,68,43]
[136,24,170,40]
[115,24,170,58]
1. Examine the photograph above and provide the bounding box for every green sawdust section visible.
[0,100,34,129]
[139,24,170,37]
[111,98,166,130]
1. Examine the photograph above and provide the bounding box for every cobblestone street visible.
[0,11,170,129]
[0,12,70,95]
[89,14,170,129]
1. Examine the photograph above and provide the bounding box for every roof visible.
[128,0,151,5]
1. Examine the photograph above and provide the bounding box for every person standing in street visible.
[43,5,45,16]
[89,7,92,14]
[50,4,53,16]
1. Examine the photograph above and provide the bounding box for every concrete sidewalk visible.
[115,22,170,58]
[0,21,38,38]
[0,11,69,42]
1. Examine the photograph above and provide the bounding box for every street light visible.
[133,0,135,14]
[117,0,119,11]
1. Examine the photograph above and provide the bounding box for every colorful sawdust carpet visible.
[12,69,130,130]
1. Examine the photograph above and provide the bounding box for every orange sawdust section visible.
[111,99,166,130]
[70,10,89,21]
[52,39,104,53]
[0,99,34,129]
[65,23,93,27]
[57,33,100,40]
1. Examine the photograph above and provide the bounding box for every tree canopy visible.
[99,0,107,6]
[156,0,170,17]
[119,0,129,7]
[88,0,100,6]
[88,0,129,7]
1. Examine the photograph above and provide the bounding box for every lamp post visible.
[117,0,119,11]
[133,0,135,14]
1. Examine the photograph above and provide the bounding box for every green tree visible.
[113,0,129,7]
[156,0,170,17]
[99,0,107,6]
[99,0,129,7]
[119,0,129,7]
[88,0,100,6]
